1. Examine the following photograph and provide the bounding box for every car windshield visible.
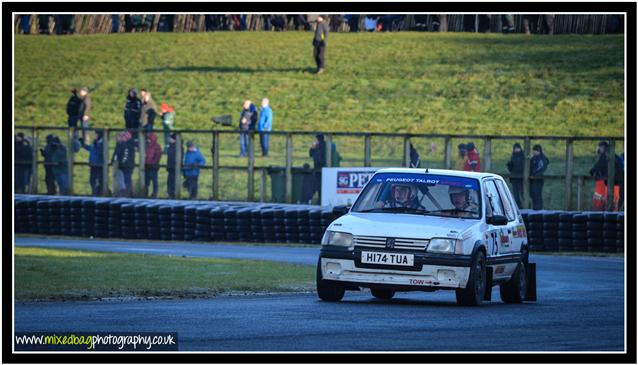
[351,173,482,219]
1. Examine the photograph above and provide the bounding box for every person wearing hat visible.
[464,142,481,172]
[455,143,468,170]
[529,144,549,210]
[238,100,257,157]
[590,141,623,211]
[81,129,105,195]
[166,133,183,199]
[443,186,479,218]
[15,132,33,193]
[66,88,82,136]
[506,143,525,207]
[312,15,329,74]
[39,134,57,194]
[78,87,91,144]
[124,88,142,142]
[111,130,136,197]
[308,134,327,199]
[160,102,175,152]
[49,136,69,195]
[375,182,425,210]
[182,140,206,199]
[140,89,158,133]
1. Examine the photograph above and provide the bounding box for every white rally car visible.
[317,168,536,306]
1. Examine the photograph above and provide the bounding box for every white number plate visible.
[361,251,414,266]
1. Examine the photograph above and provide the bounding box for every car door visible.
[495,178,524,255]
[483,179,512,257]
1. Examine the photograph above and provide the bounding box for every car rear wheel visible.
[316,259,345,302]
[500,262,527,303]
[455,250,486,306]
[371,288,395,300]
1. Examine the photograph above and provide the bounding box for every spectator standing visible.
[41,134,57,195]
[166,133,182,199]
[15,133,33,193]
[364,15,377,32]
[111,131,136,197]
[160,103,175,152]
[589,141,623,211]
[21,15,31,34]
[38,15,50,34]
[464,142,481,172]
[81,130,105,195]
[313,15,329,74]
[529,144,549,210]
[50,136,69,195]
[523,15,555,35]
[124,88,142,142]
[78,87,91,144]
[409,143,421,168]
[346,14,360,32]
[239,100,258,157]
[455,143,468,170]
[502,14,515,33]
[506,143,525,207]
[66,88,81,137]
[183,140,206,199]
[257,98,272,156]
[140,89,158,133]
[144,132,162,198]
[309,134,327,201]
[111,15,120,33]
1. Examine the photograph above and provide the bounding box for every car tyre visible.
[371,288,395,300]
[500,262,527,303]
[316,259,345,302]
[456,250,486,306]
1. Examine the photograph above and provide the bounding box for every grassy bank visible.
[14,32,625,208]
[14,247,315,301]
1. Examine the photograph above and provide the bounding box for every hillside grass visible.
[14,32,625,209]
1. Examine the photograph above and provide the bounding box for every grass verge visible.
[14,247,315,301]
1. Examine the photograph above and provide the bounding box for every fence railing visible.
[14,126,624,211]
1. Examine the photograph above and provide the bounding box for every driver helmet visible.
[448,186,470,206]
[390,183,417,203]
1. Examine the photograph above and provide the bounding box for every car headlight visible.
[321,231,353,249]
[427,238,459,254]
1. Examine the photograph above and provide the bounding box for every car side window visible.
[484,180,505,217]
[495,180,516,221]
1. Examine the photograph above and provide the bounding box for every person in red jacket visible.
[144,132,162,198]
[464,142,481,172]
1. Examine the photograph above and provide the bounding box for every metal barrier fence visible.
[14,126,624,211]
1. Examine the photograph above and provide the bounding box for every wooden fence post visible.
[576,176,584,211]
[101,129,109,196]
[285,133,293,204]
[325,134,332,168]
[247,132,255,201]
[403,136,411,167]
[523,137,531,209]
[483,138,492,172]
[564,139,574,210]
[66,128,74,195]
[607,140,616,211]
[444,137,452,169]
[30,127,38,194]
[175,133,182,199]
[364,134,372,167]
[260,167,266,202]
[212,131,219,200]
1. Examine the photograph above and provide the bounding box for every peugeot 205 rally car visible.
[317,168,536,306]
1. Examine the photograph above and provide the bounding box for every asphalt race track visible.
[14,237,625,351]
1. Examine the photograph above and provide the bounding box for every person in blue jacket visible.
[81,130,105,195]
[183,140,206,199]
[257,98,273,156]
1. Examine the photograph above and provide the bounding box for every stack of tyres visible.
[296,208,311,243]
[195,206,212,242]
[120,203,137,239]
[250,206,265,243]
[586,212,605,252]
[14,198,29,233]
[273,208,286,243]
[59,199,72,236]
[70,199,84,236]
[571,213,588,251]
[171,205,186,241]
[260,208,275,243]
[542,211,560,252]
[93,200,111,238]
[526,211,545,251]
[146,203,161,240]
[237,207,253,242]
[184,206,198,241]
[284,208,299,243]
[134,203,149,240]
[557,213,574,252]
[602,212,618,253]
[80,200,96,237]
[158,204,173,240]
[308,208,324,244]
[223,207,239,242]
[107,200,125,238]
[320,208,335,234]
[36,200,51,235]
[616,213,624,253]
[210,206,226,241]
[48,200,62,235]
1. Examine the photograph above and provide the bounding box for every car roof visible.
[373,168,502,180]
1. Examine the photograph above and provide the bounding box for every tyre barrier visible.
[14,195,624,253]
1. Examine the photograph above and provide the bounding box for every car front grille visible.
[353,235,430,251]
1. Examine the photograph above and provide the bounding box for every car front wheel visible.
[456,250,486,306]
[316,259,345,302]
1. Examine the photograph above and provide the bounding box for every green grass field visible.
[14,32,625,208]
[14,247,315,301]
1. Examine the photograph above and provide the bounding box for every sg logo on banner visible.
[337,171,375,194]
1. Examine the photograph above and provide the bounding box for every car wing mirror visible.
[487,215,508,226]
